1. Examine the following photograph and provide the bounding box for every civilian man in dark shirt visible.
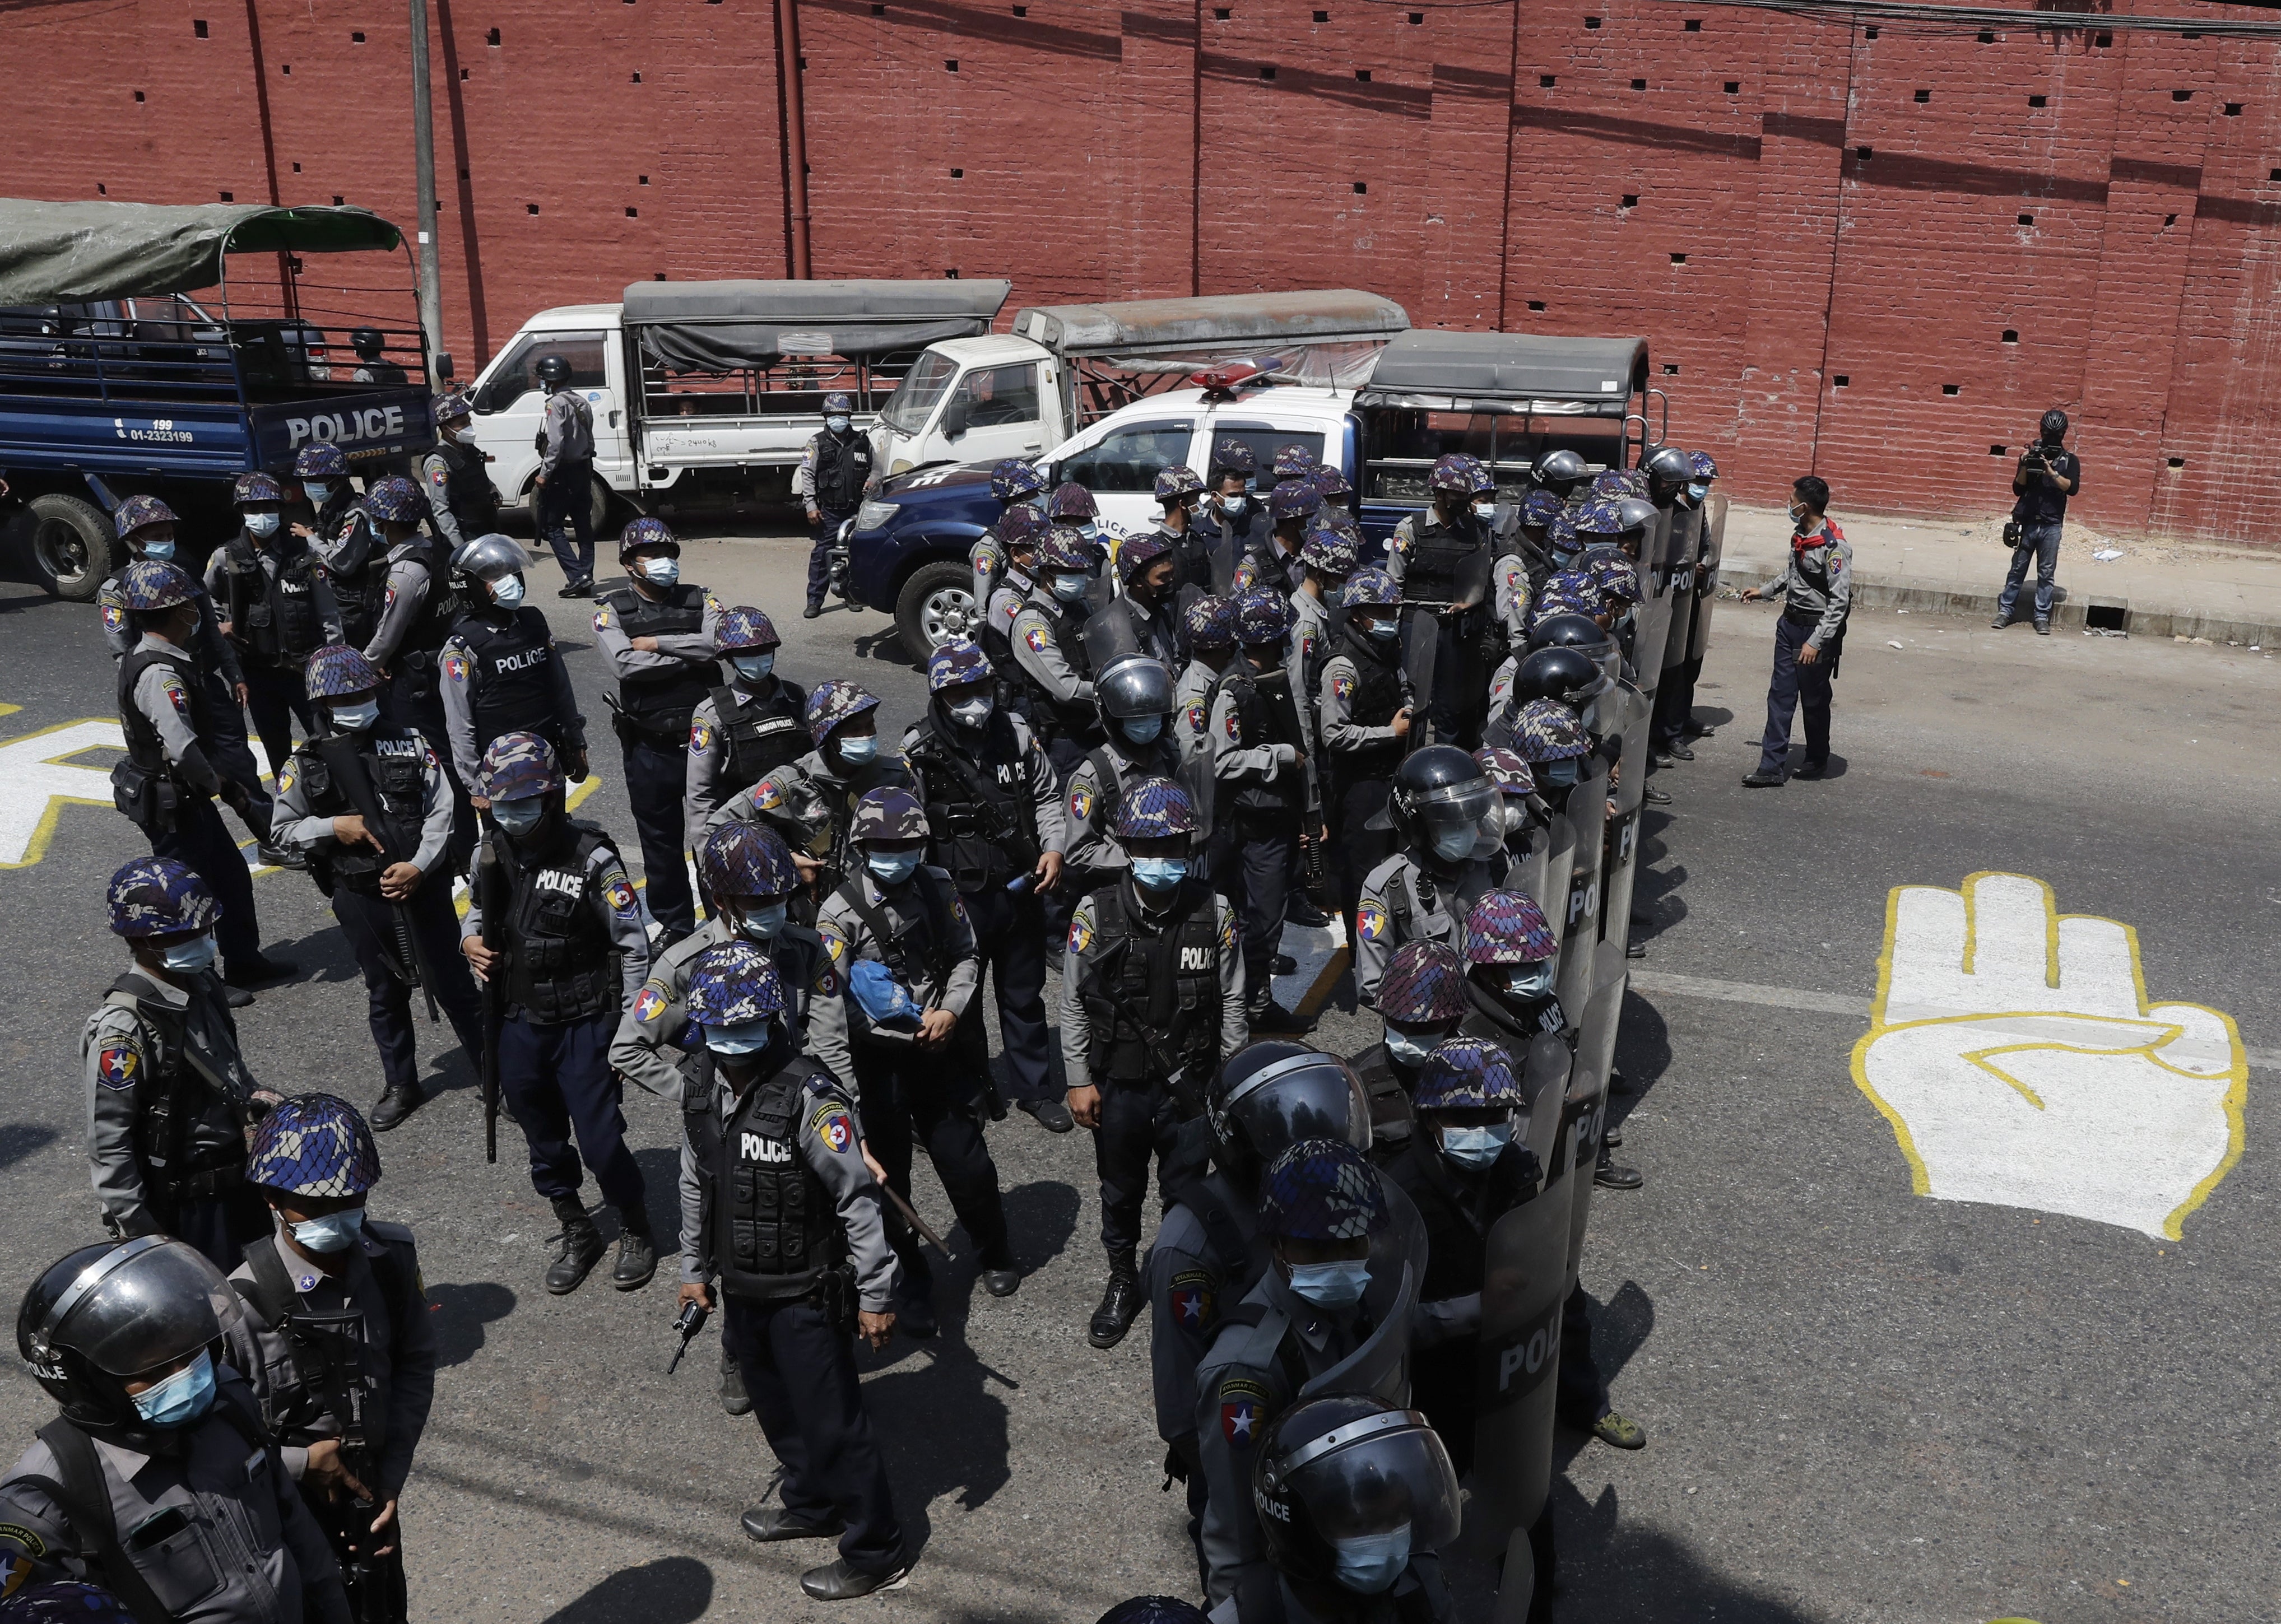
[1994,408,2082,637]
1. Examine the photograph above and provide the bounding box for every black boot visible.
[370,1079,428,1133]
[1089,1250,1142,1350]
[545,1195,606,1295]
[1594,1145,1643,1191]
[612,1212,657,1290]
[719,1342,752,1417]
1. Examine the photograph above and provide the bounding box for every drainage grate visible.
[2084,603,2129,632]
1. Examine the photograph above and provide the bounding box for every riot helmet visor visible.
[44,1239,231,1378]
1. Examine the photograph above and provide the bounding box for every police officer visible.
[110,562,294,995]
[1146,463,1214,609]
[901,641,1071,1134]
[300,445,385,648]
[1063,654,1184,900]
[1349,939,1469,1164]
[1192,1139,1414,1607]
[592,517,721,944]
[675,945,915,1600]
[1652,450,1720,762]
[208,471,340,784]
[1351,747,1504,1008]
[684,606,810,859]
[1148,1044,1371,1584]
[1,1237,352,1623]
[814,787,1018,1336]
[1061,779,1246,1350]
[1176,595,1237,767]
[1195,438,1262,584]
[1232,481,1313,596]
[275,645,489,1132]
[460,732,657,1295]
[82,857,281,1269]
[1504,695,1599,811]
[532,354,598,597]
[1530,447,1589,505]
[348,327,407,385]
[1387,454,1494,747]
[1475,746,1546,877]
[1214,590,1312,1035]
[1741,474,1851,787]
[223,1096,436,1624]
[970,457,1048,610]
[1109,529,1184,667]
[419,391,501,552]
[359,474,458,737]
[1289,524,1354,684]
[1010,524,1107,781]
[1316,567,1410,943]
[708,681,913,914]
[981,505,1049,714]
[797,391,875,618]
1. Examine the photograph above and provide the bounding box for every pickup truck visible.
[0,199,438,599]
[453,278,1011,535]
[846,324,1659,658]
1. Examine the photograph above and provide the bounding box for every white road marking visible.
[0,719,128,867]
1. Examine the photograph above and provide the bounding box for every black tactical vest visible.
[499,821,619,1023]
[1019,592,1098,737]
[1081,736,1182,847]
[1350,1041,1418,1167]
[708,680,809,792]
[323,506,385,646]
[1328,626,1406,783]
[456,608,564,752]
[117,643,212,775]
[430,438,499,536]
[810,429,871,511]
[103,970,256,1205]
[684,1053,846,1301]
[1078,882,1222,1087]
[905,713,1041,891]
[290,730,430,894]
[392,542,464,659]
[980,570,1032,680]
[1402,515,1486,605]
[229,1227,421,1450]
[1223,668,1305,815]
[603,584,723,738]
[219,537,326,666]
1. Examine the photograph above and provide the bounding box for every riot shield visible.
[1660,505,1702,677]
[1177,742,1218,847]
[1299,1178,1429,1407]
[1596,677,1651,958]
[1399,606,1438,755]
[1687,491,1729,665]
[1564,941,1628,1294]
[1081,599,1146,674]
[1209,528,1239,597]
[1627,505,1676,714]
[1504,818,1551,914]
[1551,752,1609,1020]
[1534,802,1578,970]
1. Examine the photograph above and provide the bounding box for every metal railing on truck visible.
[635,348,916,423]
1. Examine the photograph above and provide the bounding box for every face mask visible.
[1383,1025,1451,1068]
[304,481,336,503]
[140,538,177,562]
[1429,825,1478,863]
[1537,757,1580,788]
[1785,503,1806,528]
[1130,857,1188,891]
[330,698,381,732]
[736,902,788,941]
[1332,1525,1413,1595]
[159,934,217,974]
[290,1208,366,1253]
[1551,546,1579,570]
[1122,714,1164,744]
[133,1350,218,1428]
[948,695,995,729]
[826,415,852,434]
[1441,1122,1513,1170]
[245,511,281,538]
[642,557,681,587]
[1286,1258,1372,1310]
[1363,617,1399,641]
[1473,500,1496,520]
[732,653,775,682]
[867,849,922,886]
[1221,494,1247,517]
[491,797,546,836]
[705,1018,775,1056]
[1077,521,1102,543]
[1503,962,1555,1000]
[835,733,879,766]
[1687,481,1709,502]
[1052,572,1092,602]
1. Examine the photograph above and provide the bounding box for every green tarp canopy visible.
[0,199,404,305]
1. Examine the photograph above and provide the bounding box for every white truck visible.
[450,278,1012,532]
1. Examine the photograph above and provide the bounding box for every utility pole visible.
[408,0,445,371]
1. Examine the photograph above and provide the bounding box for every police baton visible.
[882,1183,953,1257]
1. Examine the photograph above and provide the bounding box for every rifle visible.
[313,737,439,1023]
[475,834,508,1164]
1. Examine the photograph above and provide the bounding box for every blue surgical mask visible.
[290,1208,366,1253]
[735,901,788,941]
[1537,757,1580,788]
[642,557,680,587]
[1076,521,1102,543]
[491,797,546,836]
[1687,481,1709,502]
[705,1018,775,1056]
[1503,962,1555,1000]
[245,511,282,538]
[948,695,995,729]
[1122,714,1164,744]
[329,698,381,732]
[1286,1258,1372,1310]
[304,481,336,503]
[1364,617,1399,641]
[1130,857,1188,890]
[732,653,775,682]
[1383,1025,1450,1068]
[1473,500,1496,520]
[1221,494,1247,517]
[133,1351,217,1428]
[826,415,852,434]
[835,733,879,766]
[1429,825,1477,863]
[1441,1122,1513,1170]
[1052,572,1092,602]
[140,538,177,562]
[1332,1525,1412,1595]
[491,574,527,606]
[867,849,922,886]
[160,934,217,974]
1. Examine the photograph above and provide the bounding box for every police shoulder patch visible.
[1219,1375,1270,1448]
[96,1040,142,1090]
[1023,625,1049,654]
[1068,907,1094,956]
[276,765,296,796]
[591,607,611,633]
[752,780,786,812]
[101,599,127,632]
[604,874,639,915]
[1218,902,1239,952]
[975,552,995,575]
[1069,782,1095,822]
[813,962,839,997]
[632,983,669,1026]
[1184,701,1207,735]
[810,1104,857,1155]
[442,651,470,684]
[1169,1268,1217,1333]
[1331,671,1354,702]
[384,585,398,611]
[1223,706,1242,743]
[156,671,191,717]
[690,720,714,757]
[1356,899,1388,943]
[818,922,849,962]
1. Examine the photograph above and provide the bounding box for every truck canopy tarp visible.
[1358,332,1648,415]
[1010,290,1410,360]
[0,199,403,305]
[624,278,1014,373]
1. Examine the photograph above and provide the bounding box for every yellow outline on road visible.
[0,717,132,871]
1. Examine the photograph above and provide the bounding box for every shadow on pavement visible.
[537,1555,713,1623]
[426,1279,518,1369]
[0,1123,59,1175]
[1553,1280,1656,1479]
[1608,990,1671,1124]
[1550,1483,1817,1623]
[1000,1177,1081,1276]
[633,1146,687,1252]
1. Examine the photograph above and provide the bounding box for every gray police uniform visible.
[683,673,811,855]
[439,604,586,798]
[704,749,914,909]
[609,914,837,1102]
[1147,1170,1262,1580]
[593,583,724,942]
[1352,848,1511,1007]
[0,1367,351,1624]
[1007,586,1100,766]
[1061,732,1184,894]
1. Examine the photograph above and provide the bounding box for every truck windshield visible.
[878,351,957,435]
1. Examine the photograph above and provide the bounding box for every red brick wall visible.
[13,0,2281,543]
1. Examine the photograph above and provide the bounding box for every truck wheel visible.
[893,561,981,664]
[589,474,615,537]
[27,492,115,601]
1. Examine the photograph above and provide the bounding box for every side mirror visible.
[941,399,970,440]
[434,352,456,381]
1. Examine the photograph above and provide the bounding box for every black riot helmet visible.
[1530,448,1588,497]
[1095,1602,1210,1624]
[1612,496,1659,550]
[535,353,572,387]
[1095,652,1176,727]
[1252,1395,1462,1595]
[1209,1042,1371,1187]
[1527,612,1620,686]
[18,1237,234,1444]
[1642,444,1693,501]
[1368,746,1499,860]
[350,327,387,360]
[2040,408,2069,444]
[1513,644,1613,710]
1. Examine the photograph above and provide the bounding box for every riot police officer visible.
[360,476,458,734]
[1,1237,351,1622]
[1289,524,1355,684]
[1192,1139,1419,1607]
[1352,747,1504,1007]
[970,457,1048,610]
[1176,595,1237,769]
[1314,566,1410,941]
[300,444,386,647]
[981,504,1049,713]
[593,516,722,944]
[208,471,340,783]
[533,353,598,597]
[797,390,874,617]
[417,391,500,551]
[1387,455,1494,747]
[1213,590,1312,1035]
[109,562,293,994]
[275,645,488,1132]
[1063,654,1184,900]
[1010,524,1107,779]
[684,606,810,858]
[1485,641,1610,756]
[82,857,281,1269]
[223,1095,436,1624]
[675,946,914,1601]
[460,732,657,1295]
[1349,939,1469,1164]
[901,640,1071,1134]
[1109,529,1183,667]
[1233,482,1313,595]
[1530,447,1589,505]
[1146,463,1214,608]
[1652,450,1721,762]
[812,787,1018,1336]
[1061,779,1246,1350]
[1195,438,1262,584]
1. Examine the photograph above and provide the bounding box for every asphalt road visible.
[1,524,2274,1624]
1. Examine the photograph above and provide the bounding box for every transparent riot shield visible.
[1687,492,1729,665]
[1504,817,1551,913]
[1081,599,1145,674]
[1564,939,1628,1295]
[1624,506,1675,715]
[1534,802,1578,970]
[1660,505,1701,678]
[1177,743,1218,848]
[1595,677,1650,950]
[1299,1178,1428,1407]
[1551,752,1609,1019]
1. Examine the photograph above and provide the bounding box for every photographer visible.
[1994,409,2082,636]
